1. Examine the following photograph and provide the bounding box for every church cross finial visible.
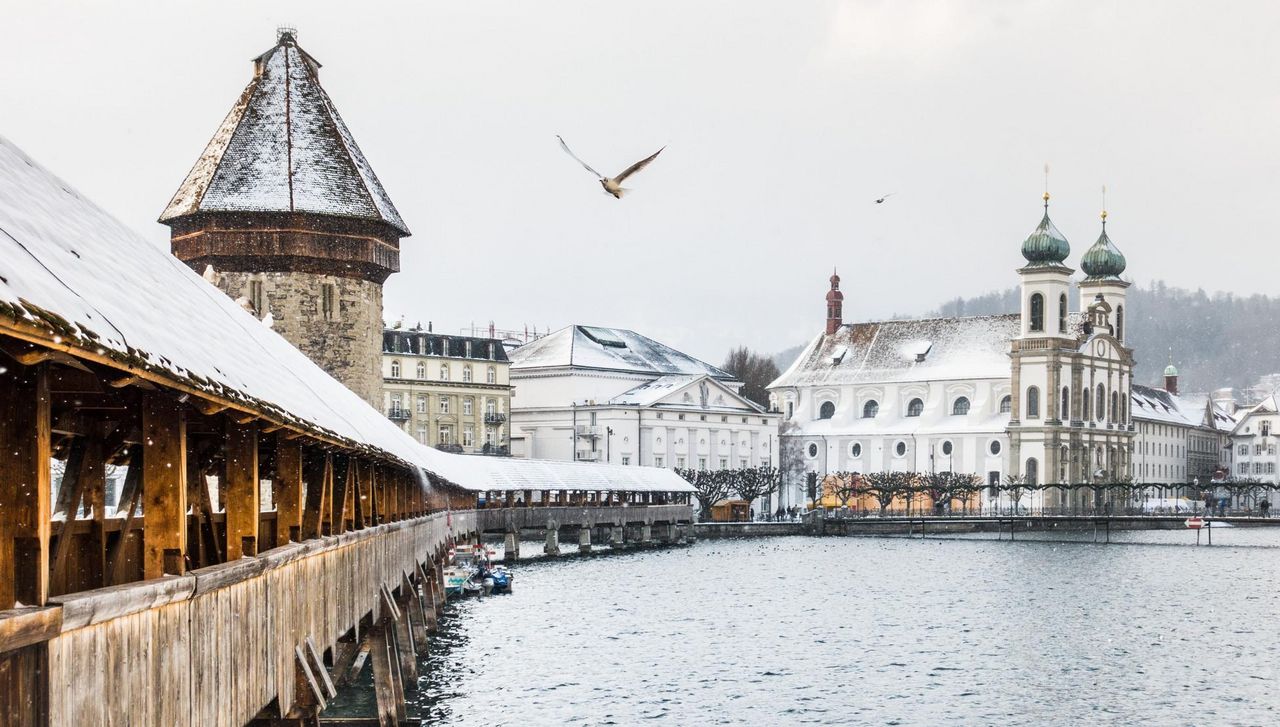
[1101,184,1108,227]
[1043,163,1051,209]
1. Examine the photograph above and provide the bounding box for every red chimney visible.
[825,269,843,335]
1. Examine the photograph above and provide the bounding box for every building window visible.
[850,442,862,458]
[487,366,497,384]
[719,458,728,469]
[417,395,427,413]
[952,397,970,416]
[417,429,427,444]
[990,440,1001,456]
[440,364,450,381]
[416,362,426,379]
[463,398,473,416]
[622,456,632,466]
[999,395,1012,414]
[439,397,450,414]
[907,398,924,417]
[390,359,401,378]
[863,400,879,418]
[485,399,496,416]
[1026,387,1040,419]
[1262,422,1271,437]
[463,426,474,448]
[321,283,336,321]
[485,427,495,445]
[390,392,402,414]
[438,425,453,444]
[1238,444,1248,456]
[1096,385,1106,422]
[1082,393,1090,422]
[463,365,473,383]
[249,279,265,316]
[654,456,664,468]
[786,401,794,419]
[819,401,836,420]
[941,440,953,456]
[1116,305,1124,342]
[895,441,907,457]
[698,457,708,469]
[1110,391,1118,422]
[739,458,748,469]
[677,456,686,469]
[1059,293,1068,333]
[1238,462,1247,474]
[806,442,819,459]
[1025,457,1038,485]
[1256,444,1264,456]
[1029,293,1044,332]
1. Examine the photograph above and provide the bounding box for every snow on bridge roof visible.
[0,135,689,494]
[425,456,693,493]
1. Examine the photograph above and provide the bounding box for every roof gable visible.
[159,32,408,235]
[608,374,764,412]
[510,325,735,380]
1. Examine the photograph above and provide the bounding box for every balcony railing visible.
[387,408,410,422]
[484,412,507,424]
[575,424,600,437]
[575,450,601,461]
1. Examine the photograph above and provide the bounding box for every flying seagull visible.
[874,193,895,204]
[557,135,665,198]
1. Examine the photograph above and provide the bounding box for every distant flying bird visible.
[874,193,895,204]
[557,135,665,199]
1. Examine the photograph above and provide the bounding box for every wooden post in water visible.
[142,392,187,578]
[0,362,51,608]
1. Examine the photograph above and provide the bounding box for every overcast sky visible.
[2,1,1276,365]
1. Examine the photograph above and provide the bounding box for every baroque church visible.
[768,192,1135,510]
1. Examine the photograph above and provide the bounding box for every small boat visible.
[488,565,514,594]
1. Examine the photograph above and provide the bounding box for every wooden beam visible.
[275,434,304,544]
[0,363,52,608]
[105,445,142,584]
[84,437,108,589]
[50,438,96,595]
[300,450,328,541]
[142,392,187,579]
[191,399,227,417]
[223,418,259,560]
[331,455,351,536]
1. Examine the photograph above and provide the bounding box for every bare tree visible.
[678,468,733,522]
[721,347,782,408]
[733,466,781,517]
[865,472,916,515]
[828,471,860,509]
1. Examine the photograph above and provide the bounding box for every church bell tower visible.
[160,29,409,408]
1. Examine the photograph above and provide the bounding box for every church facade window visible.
[1026,386,1040,419]
[999,395,1012,414]
[863,400,879,418]
[1029,293,1045,332]
[1096,385,1106,422]
[1116,305,1125,342]
[1025,457,1038,485]
[952,397,970,416]
[907,398,924,417]
[895,441,907,457]
[1061,386,1070,421]
[1059,293,1068,333]
[819,401,836,420]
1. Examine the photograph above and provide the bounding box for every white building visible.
[507,325,781,473]
[1228,394,1279,485]
[769,196,1138,509]
[1129,367,1236,486]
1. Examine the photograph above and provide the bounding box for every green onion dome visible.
[1021,195,1071,265]
[1164,363,1178,377]
[1080,213,1127,280]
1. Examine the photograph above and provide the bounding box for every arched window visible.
[1082,394,1090,422]
[952,397,970,415]
[1096,385,1106,421]
[1059,293,1068,333]
[440,364,450,381]
[1026,387,1040,419]
[907,398,924,417]
[487,366,497,384]
[463,365,473,383]
[862,400,879,418]
[1025,457,1039,485]
[999,395,1012,414]
[390,360,401,378]
[819,401,836,420]
[1116,305,1125,342]
[1029,293,1045,332]
[1119,396,1126,423]
[1061,386,1070,421]
[1111,391,1118,421]
[416,362,426,379]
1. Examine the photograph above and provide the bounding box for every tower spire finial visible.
[1101,184,1108,227]
[1043,163,1050,209]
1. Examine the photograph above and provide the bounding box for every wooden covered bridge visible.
[0,137,693,725]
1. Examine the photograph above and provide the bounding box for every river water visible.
[333,529,1280,725]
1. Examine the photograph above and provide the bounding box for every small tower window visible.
[390,359,401,378]
[999,395,1012,414]
[1116,305,1125,342]
[1029,293,1045,332]
[952,397,970,416]
[249,280,265,316]
[1061,387,1070,421]
[863,400,879,419]
[1026,387,1040,419]
[321,283,336,321]
[907,398,924,417]
[819,401,836,420]
[1059,294,1068,333]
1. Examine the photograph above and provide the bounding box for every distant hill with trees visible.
[768,282,1280,394]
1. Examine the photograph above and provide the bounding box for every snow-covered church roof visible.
[510,325,736,380]
[158,30,409,236]
[0,134,689,494]
[770,315,1020,389]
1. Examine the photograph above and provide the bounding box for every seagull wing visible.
[613,145,666,183]
[557,135,603,178]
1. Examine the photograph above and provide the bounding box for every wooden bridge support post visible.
[275,435,304,543]
[609,524,624,548]
[503,530,520,561]
[0,362,51,608]
[142,392,187,579]
[544,522,561,556]
[224,418,259,560]
[640,523,652,545]
[331,455,351,536]
[578,527,592,554]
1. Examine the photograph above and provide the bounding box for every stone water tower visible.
[160,29,409,407]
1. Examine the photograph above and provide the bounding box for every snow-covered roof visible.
[158,31,408,236]
[606,374,766,412]
[769,315,1020,389]
[509,325,736,380]
[1229,393,1278,436]
[0,135,689,495]
[1130,385,1238,432]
